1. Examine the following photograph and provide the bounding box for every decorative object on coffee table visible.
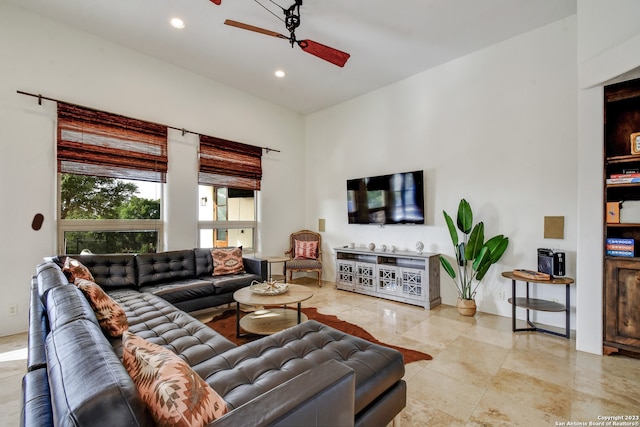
[249,280,289,295]
[439,199,509,316]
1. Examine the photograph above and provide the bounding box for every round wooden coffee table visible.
[233,283,314,337]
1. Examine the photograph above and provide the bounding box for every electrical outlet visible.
[497,291,505,300]
[8,304,17,316]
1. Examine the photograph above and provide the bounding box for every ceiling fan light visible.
[170,18,185,29]
[274,70,286,78]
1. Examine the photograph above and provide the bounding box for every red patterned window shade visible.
[199,135,262,190]
[57,103,168,183]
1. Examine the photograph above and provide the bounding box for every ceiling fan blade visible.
[210,0,221,4]
[298,40,350,67]
[224,20,288,40]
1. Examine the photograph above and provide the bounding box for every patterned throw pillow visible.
[122,331,228,427]
[211,247,244,276]
[62,257,95,282]
[74,278,128,337]
[294,240,318,260]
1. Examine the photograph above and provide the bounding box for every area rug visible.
[204,307,432,364]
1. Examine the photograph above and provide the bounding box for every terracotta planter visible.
[457,298,477,316]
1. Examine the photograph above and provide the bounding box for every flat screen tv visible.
[347,170,425,225]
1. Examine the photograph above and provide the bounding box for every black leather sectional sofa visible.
[59,248,267,312]
[21,249,407,426]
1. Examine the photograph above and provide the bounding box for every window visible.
[198,135,262,252]
[59,175,162,254]
[198,186,256,252]
[56,102,166,254]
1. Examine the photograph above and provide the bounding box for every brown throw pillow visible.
[62,257,95,282]
[74,278,128,337]
[122,331,228,426]
[211,247,244,276]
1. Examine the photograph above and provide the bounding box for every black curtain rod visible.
[16,90,281,154]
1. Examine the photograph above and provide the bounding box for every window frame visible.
[197,185,257,253]
[56,174,164,254]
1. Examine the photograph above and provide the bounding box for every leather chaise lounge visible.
[21,249,407,426]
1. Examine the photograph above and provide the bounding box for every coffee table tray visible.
[249,280,289,295]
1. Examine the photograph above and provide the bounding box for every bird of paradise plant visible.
[439,199,509,301]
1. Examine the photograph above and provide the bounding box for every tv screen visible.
[347,170,425,225]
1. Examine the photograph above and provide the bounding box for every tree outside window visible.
[59,174,161,254]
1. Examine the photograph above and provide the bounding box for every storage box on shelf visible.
[603,77,640,357]
[335,247,440,309]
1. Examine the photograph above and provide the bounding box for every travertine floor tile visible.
[469,386,556,427]
[401,396,467,427]
[408,367,486,421]
[501,347,575,388]
[427,335,510,388]
[490,368,572,419]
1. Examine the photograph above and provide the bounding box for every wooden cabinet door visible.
[604,258,640,352]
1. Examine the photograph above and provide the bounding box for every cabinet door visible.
[336,260,355,289]
[356,262,376,291]
[400,267,424,300]
[377,265,399,295]
[604,258,640,351]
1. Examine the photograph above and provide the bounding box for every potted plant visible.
[439,199,509,316]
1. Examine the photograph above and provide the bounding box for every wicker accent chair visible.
[284,230,323,287]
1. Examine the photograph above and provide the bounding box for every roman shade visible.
[57,102,168,183]
[199,135,262,191]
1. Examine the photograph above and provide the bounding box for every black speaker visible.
[537,248,565,277]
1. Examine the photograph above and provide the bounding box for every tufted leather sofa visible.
[21,256,407,426]
[55,248,267,312]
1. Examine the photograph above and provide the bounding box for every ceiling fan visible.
[224,0,350,67]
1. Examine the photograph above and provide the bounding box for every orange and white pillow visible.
[74,278,128,337]
[294,240,318,259]
[211,247,244,276]
[62,257,95,282]
[122,331,228,427]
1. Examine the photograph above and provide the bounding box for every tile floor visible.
[3,278,640,426]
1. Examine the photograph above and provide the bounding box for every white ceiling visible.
[8,0,576,114]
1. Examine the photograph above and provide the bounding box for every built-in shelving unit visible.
[603,77,640,357]
[335,247,440,309]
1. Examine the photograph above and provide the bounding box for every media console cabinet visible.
[335,247,440,309]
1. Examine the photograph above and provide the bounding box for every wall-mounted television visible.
[347,170,425,225]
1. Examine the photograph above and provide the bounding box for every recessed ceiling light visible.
[274,70,286,78]
[170,18,185,29]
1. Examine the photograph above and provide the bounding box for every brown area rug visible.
[205,307,432,364]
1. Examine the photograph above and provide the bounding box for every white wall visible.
[575,0,640,354]
[306,17,578,328]
[0,3,305,336]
